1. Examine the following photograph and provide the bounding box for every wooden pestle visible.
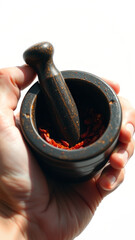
[23,42,80,146]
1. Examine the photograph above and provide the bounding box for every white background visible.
[0,0,135,239]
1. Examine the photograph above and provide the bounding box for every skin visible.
[0,65,135,240]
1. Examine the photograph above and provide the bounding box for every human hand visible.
[0,66,134,240]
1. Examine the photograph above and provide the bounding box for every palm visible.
[0,118,101,239]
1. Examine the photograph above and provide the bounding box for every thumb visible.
[0,65,36,130]
[0,65,36,110]
[12,65,36,90]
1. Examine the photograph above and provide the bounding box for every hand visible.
[0,66,134,240]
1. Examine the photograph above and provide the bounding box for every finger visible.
[102,78,120,94]
[109,140,135,169]
[97,165,125,197]
[119,123,135,143]
[0,65,36,110]
[118,97,135,143]
[119,119,135,144]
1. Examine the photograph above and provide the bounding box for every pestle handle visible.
[23,42,80,146]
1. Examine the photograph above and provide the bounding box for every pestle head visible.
[23,42,80,146]
[23,42,54,65]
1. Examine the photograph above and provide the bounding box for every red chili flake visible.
[51,139,58,147]
[70,140,84,150]
[44,133,52,144]
[39,128,48,134]
[55,141,68,149]
[39,108,105,150]
[60,140,69,147]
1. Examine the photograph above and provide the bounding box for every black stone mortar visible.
[20,70,122,182]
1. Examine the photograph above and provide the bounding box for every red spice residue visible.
[39,108,106,150]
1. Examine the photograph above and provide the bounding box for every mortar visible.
[20,70,122,182]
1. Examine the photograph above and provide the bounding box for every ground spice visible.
[39,107,106,150]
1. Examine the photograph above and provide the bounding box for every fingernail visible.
[118,149,128,166]
[126,123,134,137]
[99,175,116,190]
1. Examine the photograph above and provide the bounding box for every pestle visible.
[23,42,80,146]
